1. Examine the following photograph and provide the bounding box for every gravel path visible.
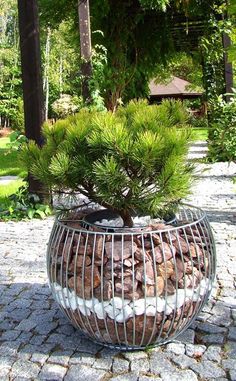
[0,145,236,381]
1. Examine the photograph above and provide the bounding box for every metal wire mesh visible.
[47,204,216,350]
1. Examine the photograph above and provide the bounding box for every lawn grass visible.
[0,137,26,177]
[0,179,25,208]
[191,128,208,141]
[0,137,26,207]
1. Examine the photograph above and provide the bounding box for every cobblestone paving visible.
[0,150,236,380]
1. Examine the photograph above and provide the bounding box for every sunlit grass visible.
[0,179,25,209]
[191,128,208,141]
[0,137,26,177]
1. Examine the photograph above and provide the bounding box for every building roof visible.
[149,76,202,97]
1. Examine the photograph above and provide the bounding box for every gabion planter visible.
[47,205,216,350]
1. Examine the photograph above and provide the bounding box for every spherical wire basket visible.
[47,204,216,350]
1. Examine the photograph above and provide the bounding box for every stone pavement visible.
[0,155,236,380]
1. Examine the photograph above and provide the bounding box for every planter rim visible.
[55,203,208,235]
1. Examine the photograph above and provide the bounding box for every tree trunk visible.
[18,0,46,198]
[222,32,233,102]
[120,210,134,228]
[59,54,63,96]
[78,0,92,104]
[43,27,51,121]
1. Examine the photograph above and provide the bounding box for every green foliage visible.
[8,130,28,151]
[139,0,170,11]
[52,94,83,118]
[153,52,203,89]
[0,183,52,221]
[0,1,23,129]
[208,93,236,162]
[21,100,193,226]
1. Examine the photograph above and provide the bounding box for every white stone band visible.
[51,279,210,324]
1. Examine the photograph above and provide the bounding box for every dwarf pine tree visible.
[21,99,193,227]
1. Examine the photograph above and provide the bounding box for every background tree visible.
[18,0,45,196]
[0,0,22,129]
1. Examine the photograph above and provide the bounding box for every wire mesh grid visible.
[47,204,216,350]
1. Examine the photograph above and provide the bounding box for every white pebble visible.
[103,301,111,307]
[68,298,78,311]
[105,305,120,319]
[79,304,91,317]
[115,313,125,323]
[156,298,166,313]
[53,283,62,292]
[176,293,186,309]
[192,292,200,302]
[123,299,130,306]
[76,297,84,306]
[123,305,133,320]
[166,294,177,305]
[63,287,70,297]
[146,305,156,316]
[110,297,123,309]
[134,306,144,315]
[165,305,173,315]
[134,299,146,308]
[94,303,106,319]
[185,288,194,298]
[84,299,93,309]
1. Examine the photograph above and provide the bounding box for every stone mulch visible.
[0,144,236,381]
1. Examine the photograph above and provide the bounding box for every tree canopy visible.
[37,0,229,109]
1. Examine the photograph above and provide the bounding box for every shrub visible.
[21,99,193,226]
[52,94,82,118]
[208,95,236,162]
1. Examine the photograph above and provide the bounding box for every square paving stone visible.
[39,363,67,380]
[225,341,236,358]
[31,353,49,366]
[161,370,198,381]
[0,368,10,379]
[230,369,236,381]
[76,338,103,354]
[175,329,195,344]
[130,358,150,372]
[7,308,31,321]
[64,365,107,381]
[34,321,58,335]
[92,357,113,370]
[112,357,130,373]
[149,352,176,375]
[29,335,47,346]
[106,374,138,381]
[190,360,226,378]
[185,344,206,358]
[46,333,78,350]
[123,351,148,361]
[15,318,38,332]
[0,341,20,357]
[55,323,76,336]
[47,350,73,366]
[69,352,95,366]
[196,322,227,334]
[171,354,197,369]
[222,359,236,370]
[99,347,120,358]
[166,342,185,355]
[201,333,225,345]
[202,345,222,362]
[139,377,162,381]
[228,327,236,341]
[0,330,21,341]
[11,359,40,379]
